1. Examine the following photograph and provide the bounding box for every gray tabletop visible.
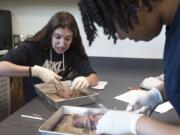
[0,66,180,135]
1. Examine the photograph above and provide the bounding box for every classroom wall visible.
[0,0,165,59]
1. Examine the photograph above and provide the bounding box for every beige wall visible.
[0,0,165,58]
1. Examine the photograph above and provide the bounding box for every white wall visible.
[0,0,165,59]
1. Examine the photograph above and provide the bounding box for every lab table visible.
[0,66,180,135]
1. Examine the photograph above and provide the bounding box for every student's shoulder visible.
[21,41,38,47]
[17,41,42,50]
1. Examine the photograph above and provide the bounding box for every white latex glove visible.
[126,88,163,115]
[158,74,164,81]
[140,75,164,90]
[71,76,89,90]
[31,65,61,83]
[96,110,143,135]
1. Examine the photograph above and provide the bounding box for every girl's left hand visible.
[71,76,89,90]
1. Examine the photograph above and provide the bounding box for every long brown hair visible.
[25,11,88,59]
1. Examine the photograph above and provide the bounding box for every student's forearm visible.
[0,61,29,77]
[86,73,99,87]
[137,116,180,135]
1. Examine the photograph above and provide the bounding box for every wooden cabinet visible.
[0,77,11,121]
[10,77,23,113]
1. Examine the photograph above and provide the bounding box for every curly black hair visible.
[78,0,154,45]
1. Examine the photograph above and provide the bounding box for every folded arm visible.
[0,61,29,77]
[137,116,180,135]
[0,61,61,83]
[96,110,180,135]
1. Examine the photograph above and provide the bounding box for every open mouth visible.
[54,48,65,54]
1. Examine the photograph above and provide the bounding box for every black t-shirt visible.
[1,42,96,104]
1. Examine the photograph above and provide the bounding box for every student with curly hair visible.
[0,11,99,104]
[78,0,180,134]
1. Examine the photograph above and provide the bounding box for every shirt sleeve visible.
[0,42,32,66]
